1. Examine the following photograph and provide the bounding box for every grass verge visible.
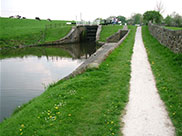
[0,17,73,48]
[142,26,182,136]
[99,25,123,42]
[164,26,182,30]
[0,26,136,136]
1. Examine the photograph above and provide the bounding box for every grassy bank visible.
[0,26,136,136]
[165,26,182,30]
[0,17,74,48]
[142,26,182,135]
[99,25,123,42]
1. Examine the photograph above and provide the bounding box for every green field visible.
[99,25,123,42]
[165,26,182,30]
[0,17,74,48]
[0,26,136,136]
[142,26,182,136]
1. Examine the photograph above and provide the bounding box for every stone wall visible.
[47,26,86,45]
[106,29,128,43]
[148,23,182,53]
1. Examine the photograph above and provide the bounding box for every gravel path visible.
[121,27,175,136]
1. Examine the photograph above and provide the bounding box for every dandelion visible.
[48,113,50,115]
[50,116,52,118]
[112,133,115,135]
[111,121,114,124]
[68,114,72,117]
[152,61,154,65]
[55,106,59,110]
[20,132,23,135]
[20,129,22,131]
[21,124,24,128]
[56,112,61,115]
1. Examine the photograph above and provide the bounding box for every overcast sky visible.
[1,0,182,21]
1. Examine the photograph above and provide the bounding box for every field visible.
[142,26,182,136]
[0,17,74,48]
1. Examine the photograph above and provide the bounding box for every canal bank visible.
[0,26,135,135]
[0,42,101,122]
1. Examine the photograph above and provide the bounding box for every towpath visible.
[121,27,175,136]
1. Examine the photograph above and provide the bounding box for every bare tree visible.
[156,1,165,14]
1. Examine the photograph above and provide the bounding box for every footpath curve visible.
[121,27,175,136]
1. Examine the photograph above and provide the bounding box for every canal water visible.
[0,42,100,122]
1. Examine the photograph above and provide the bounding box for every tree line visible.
[95,11,182,27]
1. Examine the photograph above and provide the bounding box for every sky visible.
[1,0,182,21]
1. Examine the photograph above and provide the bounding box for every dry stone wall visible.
[148,23,182,53]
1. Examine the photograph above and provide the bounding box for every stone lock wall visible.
[106,29,128,43]
[148,23,182,53]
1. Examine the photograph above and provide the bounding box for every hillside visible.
[0,17,74,48]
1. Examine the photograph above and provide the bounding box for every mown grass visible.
[0,26,136,136]
[165,26,182,30]
[142,26,182,136]
[99,25,123,42]
[0,17,73,48]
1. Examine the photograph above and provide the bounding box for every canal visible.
[0,42,101,122]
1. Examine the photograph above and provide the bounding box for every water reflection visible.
[0,42,101,122]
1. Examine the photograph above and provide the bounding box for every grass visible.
[99,25,123,42]
[0,26,136,136]
[0,46,71,60]
[0,17,74,48]
[165,26,182,30]
[142,26,182,136]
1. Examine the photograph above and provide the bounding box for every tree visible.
[132,13,143,25]
[171,13,182,27]
[143,10,163,24]
[164,15,172,26]
[117,16,127,24]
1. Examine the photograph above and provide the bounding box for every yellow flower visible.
[107,122,109,124]
[68,114,72,117]
[21,124,24,128]
[48,110,51,113]
[57,112,60,115]
[48,113,50,115]
[20,132,23,135]
[152,61,154,65]
[112,133,115,135]
[50,116,52,118]
[55,106,59,110]
[111,121,114,124]
[20,129,22,131]
[37,116,40,119]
